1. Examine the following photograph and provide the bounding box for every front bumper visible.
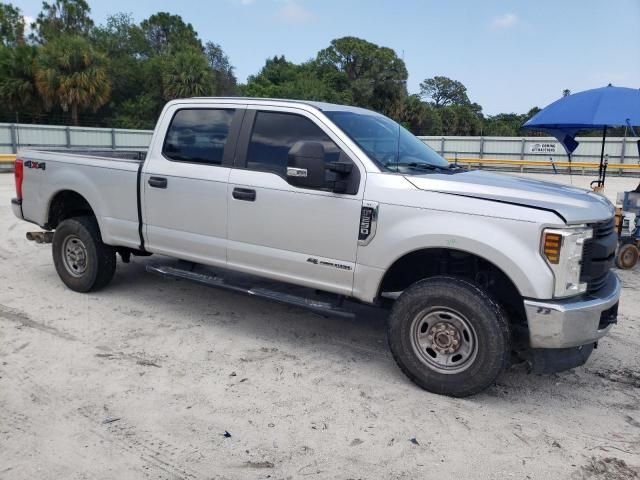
[524,272,620,348]
[11,197,23,219]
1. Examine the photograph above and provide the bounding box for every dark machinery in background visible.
[613,138,640,270]
[615,189,640,269]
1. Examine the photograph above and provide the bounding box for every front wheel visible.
[387,276,510,397]
[52,216,116,292]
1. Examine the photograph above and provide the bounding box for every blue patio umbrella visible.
[523,85,640,186]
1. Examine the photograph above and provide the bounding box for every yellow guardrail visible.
[446,156,640,170]
[1,152,639,171]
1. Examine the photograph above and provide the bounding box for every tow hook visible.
[26,231,54,244]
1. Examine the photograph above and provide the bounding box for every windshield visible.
[324,110,451,172]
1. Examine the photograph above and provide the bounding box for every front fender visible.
[354,202,556,302]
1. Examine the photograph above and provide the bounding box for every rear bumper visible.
[11,197,23,219]
[524,272,620,349]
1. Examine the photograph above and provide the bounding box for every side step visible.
[146,263,355,319]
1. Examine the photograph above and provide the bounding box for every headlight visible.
[541,226,593,298]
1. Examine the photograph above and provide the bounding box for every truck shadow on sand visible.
[97,257,638,404]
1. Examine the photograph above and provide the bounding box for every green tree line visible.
[0,0,541,134]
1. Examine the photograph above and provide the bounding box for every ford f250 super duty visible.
[11,98,621,397]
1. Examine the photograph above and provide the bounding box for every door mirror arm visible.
[327,161,353,174]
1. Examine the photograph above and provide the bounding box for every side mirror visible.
[286,141,326,189]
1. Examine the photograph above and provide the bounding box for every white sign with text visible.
[529,142,557,154]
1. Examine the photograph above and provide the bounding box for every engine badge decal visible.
[306,257,352,271]
[358,201,379,246]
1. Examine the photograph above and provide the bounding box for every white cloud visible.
[275,2,316,24]
[490,13,519,30]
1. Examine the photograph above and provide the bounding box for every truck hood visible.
[405,170,615,224]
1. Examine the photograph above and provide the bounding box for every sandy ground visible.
[1,172,639,480]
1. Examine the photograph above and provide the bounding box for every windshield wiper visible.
[390,162,452,173]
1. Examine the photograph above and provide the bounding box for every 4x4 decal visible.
[24,160,46,171]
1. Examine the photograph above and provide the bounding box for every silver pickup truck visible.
[11,98,620,396]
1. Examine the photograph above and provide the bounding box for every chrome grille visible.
[580,217,616,294]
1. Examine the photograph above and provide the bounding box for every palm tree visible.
[162,49,214,100]
[35,34,111,125]
[0,45,40,116]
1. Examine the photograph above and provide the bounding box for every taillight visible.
[14,158,23,200]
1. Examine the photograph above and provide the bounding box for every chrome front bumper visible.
[524,272,620,349]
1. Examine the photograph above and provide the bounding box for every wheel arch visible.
[378,246,522,291]
[376,247,528,329]
[46,189,97,229]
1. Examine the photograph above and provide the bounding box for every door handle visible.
[232,187,256,202]
[148,176,167,189]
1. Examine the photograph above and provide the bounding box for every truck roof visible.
[188,96,383,116]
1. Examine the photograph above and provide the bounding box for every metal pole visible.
[440,137,445,155]
[111,128,116,150]
[620,126,627,164]
[479,136,484,159]
[9,124,17,154]
[520,138,525,160]
[602,154,609,187]
[65,126,71,149]
[598,126,607,186]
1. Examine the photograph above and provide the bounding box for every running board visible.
[146,263,355,319]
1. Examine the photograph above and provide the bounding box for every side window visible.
[246,111,341,175]
[163,109,235,165]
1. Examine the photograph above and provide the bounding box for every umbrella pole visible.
[598,126,607,186]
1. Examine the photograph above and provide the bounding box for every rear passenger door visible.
[227,107,364,296]
[142,104,244,267]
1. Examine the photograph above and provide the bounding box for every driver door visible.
[227,107,364,296]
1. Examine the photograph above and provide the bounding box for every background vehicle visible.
[615,190,640,269]
[11,98,620,397]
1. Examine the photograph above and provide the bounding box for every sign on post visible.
[529,142,557,154]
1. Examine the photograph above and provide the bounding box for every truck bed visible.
[17,148,146,250]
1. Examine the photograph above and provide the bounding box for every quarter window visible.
[246,111,341,175]
[163,109,235,165]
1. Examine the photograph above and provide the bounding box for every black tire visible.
[387,276,510,397]
[52,216,116,292]
[615,243,639,270]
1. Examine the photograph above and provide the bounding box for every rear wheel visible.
[615,243,639,270]
[52,216,116,292]
[387,276,510,397]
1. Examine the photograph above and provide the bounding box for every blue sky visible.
[15,0,640,115]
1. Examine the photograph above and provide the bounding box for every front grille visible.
[593,217,616,238]
[580,217,617,294]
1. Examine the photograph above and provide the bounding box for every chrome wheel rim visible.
[410,308,478,374]
[62,235,88,277]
